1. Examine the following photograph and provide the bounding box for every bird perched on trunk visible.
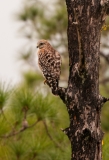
[36,39,61,95]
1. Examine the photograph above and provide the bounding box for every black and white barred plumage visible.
[37,39,61,94]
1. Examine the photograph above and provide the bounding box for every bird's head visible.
[36,39,48,49]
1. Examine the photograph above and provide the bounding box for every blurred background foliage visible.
[0,0,109,159]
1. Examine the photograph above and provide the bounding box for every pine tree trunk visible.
[60,1,109,159]
[56,0,109,159]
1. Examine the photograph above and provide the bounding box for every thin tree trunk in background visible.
[59,1,109,159]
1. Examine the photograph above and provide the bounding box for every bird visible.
[36,39,61,95]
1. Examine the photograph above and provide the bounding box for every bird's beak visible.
[36,45,39,48]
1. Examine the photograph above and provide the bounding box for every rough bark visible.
[57,0,109,160]
[46,0,109,159]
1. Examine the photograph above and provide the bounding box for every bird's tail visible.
[46,79,59,95]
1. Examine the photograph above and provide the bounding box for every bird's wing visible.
[38,49,57,78]
[54,50,61,79]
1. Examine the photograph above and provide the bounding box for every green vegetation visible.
[0,83,70,160]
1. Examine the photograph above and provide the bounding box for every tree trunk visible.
[59,1,109,160]
[54,0,109,159]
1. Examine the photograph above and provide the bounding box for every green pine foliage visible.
[0,83,70,160]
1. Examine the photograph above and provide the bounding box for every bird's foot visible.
[44,79,47,85]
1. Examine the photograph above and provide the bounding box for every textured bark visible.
[57,1,109,160]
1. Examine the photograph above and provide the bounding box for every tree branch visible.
[43,120,64,151]
[57,87,66,103]
[0,119,39,138]
[45,81,66,102]
[61,127,71,138]
[44,80,66,103]
[101,96,109,103]
[99,95,109,105]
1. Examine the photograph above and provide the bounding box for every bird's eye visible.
[40,43,43,45]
